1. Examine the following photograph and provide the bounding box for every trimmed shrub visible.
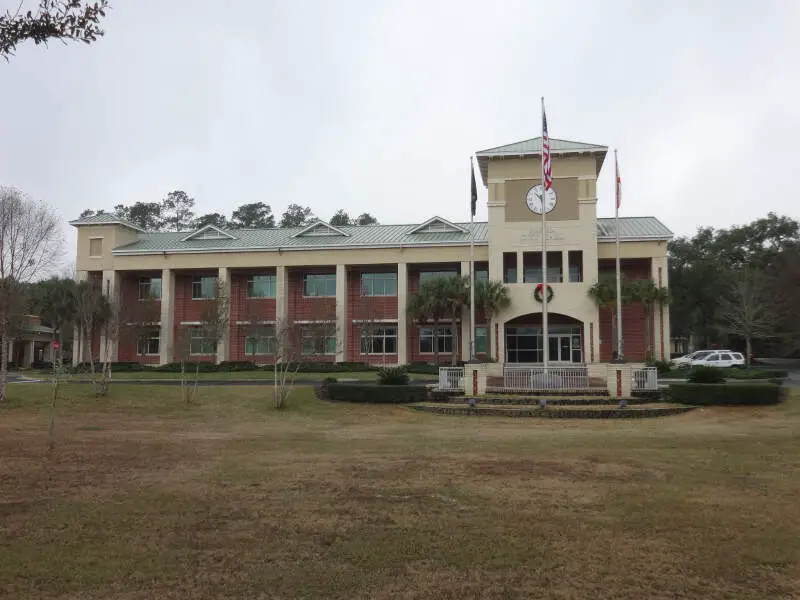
[687,366,726,384]
[31,361,54,370]
[154,361,217,373]
[724,369,788,380]
[405,362,439,375]
[70,361,146,373]
[327,383,429,404]
[267,362,374,373]
[668,383,783,406]
[377,366,409,385]
[648,359,672,375]
[217,360,258,372]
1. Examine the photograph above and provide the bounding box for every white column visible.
[335,264,347,362]
[159,269,174,365]
[397,263,408,365]
[99,270,120,363]
[276,266,288,325]
[460,261,470,361]
[216,267,231,363]
[73,270,89,366]
[516,251,524,284]
[24,340,35,368]
[652,257,670,361]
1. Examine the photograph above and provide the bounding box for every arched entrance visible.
[505,313,584,364]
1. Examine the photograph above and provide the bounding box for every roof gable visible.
[293,221,350,238]
[475,137,609,185]
[69,212,146,232]
[409,217,468,235]
[181,224,237,242]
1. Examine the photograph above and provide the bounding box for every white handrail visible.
[438,367,464,392]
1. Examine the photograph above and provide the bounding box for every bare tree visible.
[74,278,110,394]
[239,301,276,363]
[174,281,229,404]
[718,269,778,367]
[119,294,161,363]
[356,287,390,366]
[0,187,61,401]
[273,300,338,409]
[1,0,109,59]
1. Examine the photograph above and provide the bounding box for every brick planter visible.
[409,404,694,419]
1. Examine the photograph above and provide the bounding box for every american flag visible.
[615,152,622,209]
[542,109,552,191]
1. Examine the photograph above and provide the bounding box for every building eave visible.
[111,240,492,256]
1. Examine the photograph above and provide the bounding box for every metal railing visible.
[633,366,659,391]
[498,365,590,392]
[438,367,464,392]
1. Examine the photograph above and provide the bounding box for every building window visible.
[247,274,276,298]
[138,277,162,300]
[244,327,277,355]
[88,238,103,257]
[303,273,336,297]
[361,272,397,296]
[419,270,457,283]
[476,268,489,282]
[189,327,217,355]
[568,251,583,283]
[137,330,160,355]
[475,326,488,354]
[360,326,398,354]
[191,276,217,299]
[419,326,454,354]
[301,326,337,355]
[523,251,563,283]
[503,252,517,284]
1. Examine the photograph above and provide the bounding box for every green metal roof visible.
[69,213,146,232]
[113,218,489,255]
[475,137,608,184]
[596,217,672,241]
[110,216,671,255]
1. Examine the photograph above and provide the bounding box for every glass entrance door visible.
[506,326,582,363]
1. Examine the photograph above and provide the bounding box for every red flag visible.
[542,109,552,191]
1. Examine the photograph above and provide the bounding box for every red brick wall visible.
[407,323,463,364]
[229,271,277,363]
[173,272,218,362]
[117,273,161,363]
[598,258,651,361]
[287,268,337,363]
[346,267,398,363]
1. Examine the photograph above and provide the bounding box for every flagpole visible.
[541,97,549,369]
[469,156,476,360]
[615,148,623,361]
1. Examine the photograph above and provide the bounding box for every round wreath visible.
[534,283,554,304]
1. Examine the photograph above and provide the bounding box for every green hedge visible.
[326,383,429,404]
[668,383,784,406]
[216,361,259,372]
[71,361,146,373]
[724,369,788,380]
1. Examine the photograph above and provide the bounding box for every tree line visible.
[668,212,800,358]
[80,191,379,231]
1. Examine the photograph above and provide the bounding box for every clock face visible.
[525,184,557,214]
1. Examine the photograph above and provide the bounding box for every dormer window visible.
[409,217,467,235]
[293,221,349,238]
[181,225,237,242]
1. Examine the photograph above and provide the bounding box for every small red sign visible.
[52,341,60,350]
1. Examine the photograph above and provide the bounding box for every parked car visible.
[690,351,745,369]
[672,350,731,368]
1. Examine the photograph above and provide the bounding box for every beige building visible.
[71,136,672,366]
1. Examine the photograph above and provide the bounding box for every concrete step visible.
[410,403,694,419]
[446,396,663,406]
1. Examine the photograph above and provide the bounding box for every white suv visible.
[673,350,732,368]
[690,351,745,369]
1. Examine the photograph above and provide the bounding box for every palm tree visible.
[440,275,470,365]
[407,279,447,365]
[28,277,78,365]
[587,278,629,359]
[476,280,511,360]
[627,279,670,361]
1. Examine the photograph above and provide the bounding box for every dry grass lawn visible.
[1,383,799,599]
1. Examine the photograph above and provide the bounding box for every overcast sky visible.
[2,0,799,259]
